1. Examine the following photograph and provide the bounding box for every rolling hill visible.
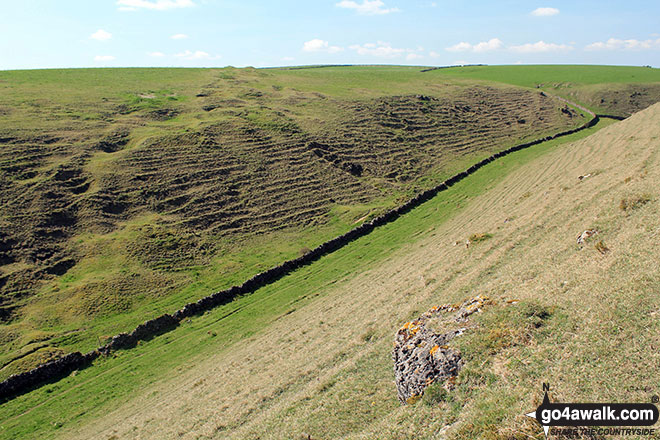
[0,66,606,377]
[0,65,659,439]
[59,101,660,440]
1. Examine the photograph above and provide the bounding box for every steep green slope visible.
[426,64,660,116]
[0,66,592,375]
[0,111,621,440]
[47,103,660,440]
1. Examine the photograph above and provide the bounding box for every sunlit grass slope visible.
[0,65,595,375]
[427,64,660,116]
[4,101,652,438]
[47,102,660,440]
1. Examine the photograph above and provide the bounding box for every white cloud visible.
[303,39,326,51]
[510,41,573,53]
[447,38,572,54]
[171,33,189,40]
[586,38,660,51]
[446,42,472,52]
[335,0,400,15]
[117,0,195,11]
[446,38,503,53]
[94,55,116,62]
[148,51,165,57]
[302,39,343,53]
[282,56,295,61]
[90,29,112,41]
[175,50,220,60]
[473,38,504,52]
[349,41,412,57]
[453,60,469,66]
[429,51,441,58]
[531,7,560,17]
[348,41,422,58]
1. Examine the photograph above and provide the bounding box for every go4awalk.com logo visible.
[525,384,659,438]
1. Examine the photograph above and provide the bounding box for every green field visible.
[426,64,660,115]
[1,65,660,439]
[0,65,601,375]
[0,112,618,440]
[427,64,660,87]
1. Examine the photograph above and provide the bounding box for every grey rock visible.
[392,295,490,404]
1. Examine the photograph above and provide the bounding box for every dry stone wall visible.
[0,104,601,402]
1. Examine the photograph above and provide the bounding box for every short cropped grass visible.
[1,65,595,373]
[427,65,660,88]
[0,113,615,440]
[427,65,660,116]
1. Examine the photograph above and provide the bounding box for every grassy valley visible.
[0,66,604,376]
[427,64,660,116]
[0,65,660,439]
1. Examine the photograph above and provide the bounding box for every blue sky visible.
[1,0,659,70]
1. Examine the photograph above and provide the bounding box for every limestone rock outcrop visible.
[392,295,490,404]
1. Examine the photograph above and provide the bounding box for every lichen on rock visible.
[392,295,490,404]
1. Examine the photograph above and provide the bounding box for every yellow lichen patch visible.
[420,304,456,320]
[462,295,491,315]
[398,320,422,340]
[406,394,421,405]
[429,345,440,356]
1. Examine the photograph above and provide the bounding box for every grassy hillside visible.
[0,66,596,376]
[3,100,659,439]
[427,64,660,116]
[426,65,660,87]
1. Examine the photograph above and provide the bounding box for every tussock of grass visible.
[359,328,377,343]
[595,240,610,255]
[468,232,493,242]
[619,193,652,211]
[421,381,449,407]
[459,301,554,359]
